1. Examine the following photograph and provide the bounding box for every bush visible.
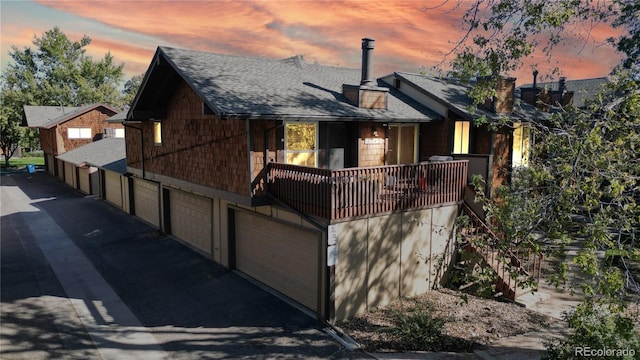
[543,301,640,360]
[389,304,446,351]
[21,150,43,158]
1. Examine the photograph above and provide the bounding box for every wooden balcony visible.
[267,160,468,222]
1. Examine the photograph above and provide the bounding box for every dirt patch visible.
[337,288,559,353]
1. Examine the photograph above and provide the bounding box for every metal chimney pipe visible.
[361,38,375,87]
[532,70,538,89]
[559,77,566,93]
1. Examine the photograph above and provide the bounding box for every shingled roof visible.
[22,105,79,127]
[391,72,542,121]
[22,103,119,129]
[56,137,126,174]
[129,46,440,122]
[519,77,610,108]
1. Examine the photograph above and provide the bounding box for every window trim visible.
[67,127,92,139]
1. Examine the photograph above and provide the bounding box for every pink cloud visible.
[33,0,624,83]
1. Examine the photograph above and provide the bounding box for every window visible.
[103,128,125,138]
[387,124,418,165]
[68,128,92,139]
[512,122,530,167]
[153,121,162,145]
[285,122,317,167]
[453,121,470,154]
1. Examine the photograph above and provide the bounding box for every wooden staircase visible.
[459,204,543,301]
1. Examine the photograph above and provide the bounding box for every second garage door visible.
[169,190,212,255]
[104,171,123,208]
[133,178,160,227]
[235,210,320,311]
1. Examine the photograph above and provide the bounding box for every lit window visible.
[453,121,470,154]
[285,122,317,167]
[512,122,530,167]
[68,128,92,139]
[114,128,125,138]
[153,122,162,145]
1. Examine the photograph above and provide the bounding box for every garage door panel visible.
[64,162,75,187]
[170,190,212,255]
[133,178,159,227]
[78,168,90,194]
[105,171,122,208]
[235,211,319,310]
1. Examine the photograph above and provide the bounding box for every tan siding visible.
[333,205,458,320]
[334,218,369,320]
[367,214,401,308]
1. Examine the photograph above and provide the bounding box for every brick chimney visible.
[342,38,389,109]
[550,76,574,108]
[480,77,516,114]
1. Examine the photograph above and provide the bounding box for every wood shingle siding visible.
[126,80,250,196]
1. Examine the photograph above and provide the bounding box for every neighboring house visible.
[119,39,543,321]
[519,74,610,110]
[55,137,130,213]
[22,103,123,177]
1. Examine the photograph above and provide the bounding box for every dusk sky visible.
[1,0,625,85]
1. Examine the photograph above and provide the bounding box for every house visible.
[519,73,610,110]
[378,73,542,213]
[55,137,130,212]
[119,38,546,321]
[22,103,123,178]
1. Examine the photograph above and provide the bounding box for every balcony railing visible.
[267,160,468,222]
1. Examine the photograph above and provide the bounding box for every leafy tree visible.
[445,0,639,355]
[0,91,23,166]
[123,73,145,107]
[0,27,127,165]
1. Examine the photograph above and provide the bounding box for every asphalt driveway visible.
[1,168,367,359]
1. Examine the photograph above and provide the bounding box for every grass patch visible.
[1,156,45,168]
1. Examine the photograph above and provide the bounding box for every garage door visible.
[57,159,64,180]
[46,154,55,175]
[105,171,123,208]
[235,211,320,311]
[64,162,75,188]
[133,178,160,227]
[78,167,91,194]
[169,190,212,255]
